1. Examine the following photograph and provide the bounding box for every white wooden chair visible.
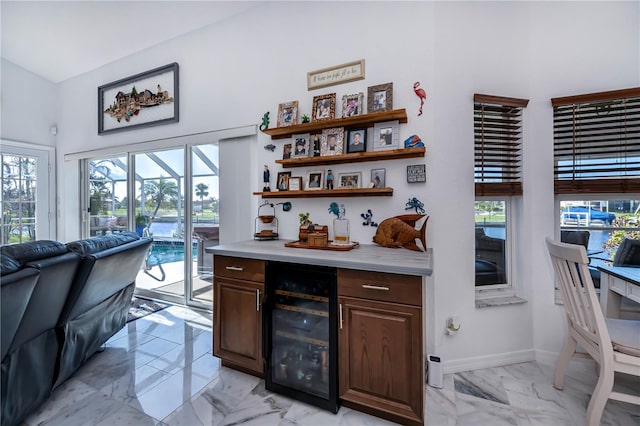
[545,237,640,425]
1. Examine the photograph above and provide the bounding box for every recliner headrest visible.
[66,232,140,255]
[1,240,68,267]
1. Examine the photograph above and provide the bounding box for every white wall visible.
[1,59,58,146]
[19,1,640,369]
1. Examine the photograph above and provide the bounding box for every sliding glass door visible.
[84,143,218,309]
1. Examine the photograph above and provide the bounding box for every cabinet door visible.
[214,276,264,375]
[339,296,423,424]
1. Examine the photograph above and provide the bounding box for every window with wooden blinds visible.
[474,94,529,196]
[551,87,640,194]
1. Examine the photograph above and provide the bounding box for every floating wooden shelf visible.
[262,109,408,140]
[276,147,425,168]
[253,187,393,198]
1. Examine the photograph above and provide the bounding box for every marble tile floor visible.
[22,305,640,426]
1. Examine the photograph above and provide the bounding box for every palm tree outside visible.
[144,177,179,226]
[195,183,209,211]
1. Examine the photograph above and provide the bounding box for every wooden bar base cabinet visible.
[337,269,424,425]
[213,256,265,376]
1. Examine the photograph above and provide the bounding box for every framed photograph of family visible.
[338,172,362,189]
[282,143,292,159]
[367,82,393,113]
[277,171,292,191]
[291,133,310,158]
[347,128,366,153]
[306,170,325,190]
[370,168,386,188]
[373,120,400,151]
[320,127,344,156]
[312,93,336,121]
[342,92,364,117]
[288,177,302,191]
[277,101,298,127]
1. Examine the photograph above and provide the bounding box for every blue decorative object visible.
[404,134,424,149]
[259,112,270,131]
[264,144,276,152]
[328,202,340,217]
[361,209,378,227]
[405,197,425,214]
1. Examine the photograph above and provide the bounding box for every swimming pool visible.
[147,240,197,266]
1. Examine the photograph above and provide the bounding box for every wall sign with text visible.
[407,164,426,183]
[307,60,365,91]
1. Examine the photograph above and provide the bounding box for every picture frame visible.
[320,127,345,156]
[407,164,426,183]
[312,93,336,121]
[98,62,179,135]
[277,171,292,191]
[307,59,365,91]
[373,120,400,151]
[342,92,364,117]
[338,172,362,189]
[306,170,325,190]
[367,82,393,113]
[291,133,310,158]
[346,128,366,154]
[277,100,298,127]
[371,168,386,188]
[311,133,322,157]
[282,143,292,160]
[288,177,302,191]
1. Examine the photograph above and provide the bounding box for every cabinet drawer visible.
[338,269,421,306]
[627,282,640,303]
[214,256,265,282]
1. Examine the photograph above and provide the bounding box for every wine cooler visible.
[264,262,338,413]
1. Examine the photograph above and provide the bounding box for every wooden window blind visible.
[551,87,640,194]
[474,94,529,196]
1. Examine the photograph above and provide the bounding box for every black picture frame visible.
[347,129,366,153]
[407,164,426,183]
[98,62,179,135]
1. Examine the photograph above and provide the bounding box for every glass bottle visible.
[333,204,350,245]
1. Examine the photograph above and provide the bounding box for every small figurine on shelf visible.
[413,81,427,116]
[259,112,270,131]
[263,165,271,192]
[326,169,334,189]
[301,114,310,123]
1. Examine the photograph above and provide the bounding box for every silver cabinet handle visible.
[339,303,343,330]
[226,266,244,271]
[362,284,390,291]
[256,289,261,311]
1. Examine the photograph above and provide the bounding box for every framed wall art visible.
[277,101,298,127]
[291,133,310,158]
[98,62,179,135]
[373,120,399,151]
[306,170,325,190]
[338,172,362,188]
[277,171,292,191]
[342,92,364,117]
[371,168,386,188]
[367,82,393,113]
[347,128,366,153]
[407,164,426,183]
[312,93,336,121]
[288,177,302,191]
[307,59,365,90]
[320,127,345,156]
[282,143,292,159]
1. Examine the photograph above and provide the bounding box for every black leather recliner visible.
[55,232,152,387]
[0,241,81,426]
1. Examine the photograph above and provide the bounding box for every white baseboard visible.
[441,349,536,374]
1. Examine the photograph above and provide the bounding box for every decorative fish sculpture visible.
[264,144,276,152]
[373,214,428,252]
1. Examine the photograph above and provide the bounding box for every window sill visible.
[476,295,528,309]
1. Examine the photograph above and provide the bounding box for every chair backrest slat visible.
[546,237,611,355]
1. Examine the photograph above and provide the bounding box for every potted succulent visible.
[298,212,313,242]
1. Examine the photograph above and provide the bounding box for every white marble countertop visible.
[206,240,433,276]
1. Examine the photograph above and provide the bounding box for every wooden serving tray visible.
[284,240,359,251]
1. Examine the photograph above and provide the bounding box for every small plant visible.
[301,114,310,123]
[299,212,312,226]
[135,214,150,227]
